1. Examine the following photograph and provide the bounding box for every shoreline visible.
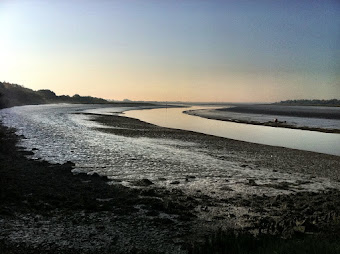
[221,104,340,119]
[184,109,340,134]
[92,113,340,180]
[0,121,196,253]
[2,105,340,253]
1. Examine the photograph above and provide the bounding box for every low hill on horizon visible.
[0,82,109,109]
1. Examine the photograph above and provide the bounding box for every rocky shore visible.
[1,110,340,253]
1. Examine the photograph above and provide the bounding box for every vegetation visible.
[275,99,340,107]
[0,81,108,108]
[189,230,340,254]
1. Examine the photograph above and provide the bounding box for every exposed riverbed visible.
[1,104,339,199]
[1,104,340,252]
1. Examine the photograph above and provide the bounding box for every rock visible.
[220,186,233,191]
[276,181,290,190]
[146,210,159,216]
[295,219,306,226]
[153,217,173,225]
[133,178,154,186]
[64,161,75,167]
[21,150,34,156]
[201,206,208,211]
[170,181,180,185]
[172,238,185,245]
[140,189,156,196]
[91,173,101,178]
[301,219,318,232]
[239,199,251,206]
[89,173,108,181]
[296,180,311,185]
[293,225,306,233]
[248,179,257,186]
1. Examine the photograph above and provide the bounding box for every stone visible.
[133,178,154,186]
[170,181,180,185]
[248,179,257,186]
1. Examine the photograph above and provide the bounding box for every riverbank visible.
[2,108,340,253]
[91,114,340,232]
[0,121,197,253]
[184,105,340,134]
[91,112,340,180]
[220,104,340,119]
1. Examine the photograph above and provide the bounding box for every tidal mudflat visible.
[184,105,340,133]
[1,104,340,253]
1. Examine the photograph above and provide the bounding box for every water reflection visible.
[125,106,340,156]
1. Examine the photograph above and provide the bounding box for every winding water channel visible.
[1,104,339,199]
[125,106,340,156]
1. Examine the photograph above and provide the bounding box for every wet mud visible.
[1,111,340,253]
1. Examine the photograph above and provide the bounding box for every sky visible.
[0,0,339,102]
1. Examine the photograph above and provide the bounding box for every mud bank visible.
[90,114,340,235]
[0,123,196,253]
[91,114,340,180]
[1,111,340,253]
[219,105,340,120]
[184,107,340,134]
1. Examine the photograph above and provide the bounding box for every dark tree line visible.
[275,99,340,106]
[0,82,109,109]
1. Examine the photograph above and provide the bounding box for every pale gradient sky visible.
[0,0,339,102]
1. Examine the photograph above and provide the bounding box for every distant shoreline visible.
[219,104,340,119]
[184,105,340,134]
[274,99,340,107]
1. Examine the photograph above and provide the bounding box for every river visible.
[125,106,340,156]
[1,103,339,198]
